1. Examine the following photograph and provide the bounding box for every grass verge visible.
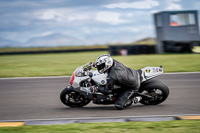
[0,51,200,77]
[0,45,108,53]
[0,120,199,133]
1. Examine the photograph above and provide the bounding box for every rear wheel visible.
[139,80,169,105]
[60,87,91,107]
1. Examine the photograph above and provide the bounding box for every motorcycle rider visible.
[89,54,141,110]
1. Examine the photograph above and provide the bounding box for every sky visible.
[0,0,200,48]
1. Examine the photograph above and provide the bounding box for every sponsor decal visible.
[101,80,105,84]
[156,68,159,72]
[145,69,151,73]
[153,68,156,73]
[94,74,96,76]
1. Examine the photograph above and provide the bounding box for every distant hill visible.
[134,37,156,44]
[0,45,108,53]
[109,37,156,46]
[0,37,156,53]
[135,37,156,43]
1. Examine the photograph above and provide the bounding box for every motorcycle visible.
[60,63,169,109]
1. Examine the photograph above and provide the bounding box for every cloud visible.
[0,0,197,48]
[171,0,181,2]
[166,0,182,10]
[118,26,140,32]
[104,0,159,9]
[35,8,92,22]
[40,32,54,37]
[150,10,159,14]
[38,10,60,20]
[96,11,129,25]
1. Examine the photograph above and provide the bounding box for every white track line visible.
[0,72,199,80]
[0,114,199,122]
[163,72,200,75]
[0,76,71,80]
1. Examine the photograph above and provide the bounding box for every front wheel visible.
[60,87,91,107]
[138,80,169,105]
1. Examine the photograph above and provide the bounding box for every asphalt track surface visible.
[0,73,200,121]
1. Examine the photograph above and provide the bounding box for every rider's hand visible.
[89,62,96,69]
[83,62,95,72]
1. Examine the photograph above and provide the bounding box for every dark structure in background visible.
[110,10,200,55]
[109,45,155,56]
[154,10,200,53]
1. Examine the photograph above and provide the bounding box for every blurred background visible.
[0,0,200,55]
[0,0,200,78]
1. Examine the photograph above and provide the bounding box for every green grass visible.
[0,51,200,77]
[0,120,199,133]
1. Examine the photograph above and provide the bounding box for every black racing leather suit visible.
[98,59,140,95]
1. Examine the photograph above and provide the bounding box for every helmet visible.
[95,54,113,74]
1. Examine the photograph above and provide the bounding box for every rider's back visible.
[108,59,140,90]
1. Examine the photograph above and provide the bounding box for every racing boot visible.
[115,90,134,110]
[98,86,112,95]
[125,99,133,107]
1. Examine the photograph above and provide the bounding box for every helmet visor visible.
[96,63,105,72]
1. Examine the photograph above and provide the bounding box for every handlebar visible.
[74,62,96,77]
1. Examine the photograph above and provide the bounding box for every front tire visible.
[138,80,169,105]
[60,87,91,107]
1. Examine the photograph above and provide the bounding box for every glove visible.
[89,62,96,69]
[83,62,95,72]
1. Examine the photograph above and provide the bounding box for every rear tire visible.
[138,80,169,105]
[60,87,91,107]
